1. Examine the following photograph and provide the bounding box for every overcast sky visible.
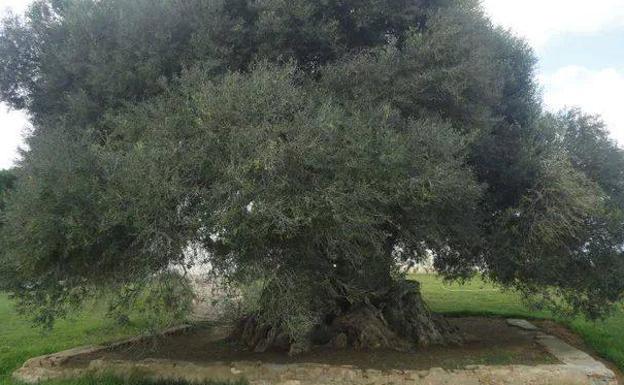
[1,0,624,169]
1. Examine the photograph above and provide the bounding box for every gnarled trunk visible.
[232,280,461,355]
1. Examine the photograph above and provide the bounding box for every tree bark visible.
[232,280,461,355]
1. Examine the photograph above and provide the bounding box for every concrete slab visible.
[507,319,539,331]
[536,332,616,382]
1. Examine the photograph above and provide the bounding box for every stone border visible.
[13,324,193,384]
[14,320,618,385]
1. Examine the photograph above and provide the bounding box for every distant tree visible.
[0,0,622,352]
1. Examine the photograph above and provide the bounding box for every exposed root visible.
[232,281,461,355]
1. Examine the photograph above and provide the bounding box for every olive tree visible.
[1,0,623,353]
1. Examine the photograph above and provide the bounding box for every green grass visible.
[1,276,623,385]
[0,294,242,385]
[0,293,146,385]
[415,274,624,371]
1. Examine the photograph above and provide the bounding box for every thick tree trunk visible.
[232,280,461,355]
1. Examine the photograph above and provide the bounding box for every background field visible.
[1,275,622,385]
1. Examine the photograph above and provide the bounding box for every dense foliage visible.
[0,0,622,347]
[0,167,14,194]
[0,169,16,224]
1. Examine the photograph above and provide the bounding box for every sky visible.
[482,0,624,147]
[1,0,624,169]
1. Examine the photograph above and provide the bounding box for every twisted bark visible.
[232,281,461,355]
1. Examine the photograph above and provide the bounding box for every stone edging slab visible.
[13,320,618,385]
[13,324,193,384]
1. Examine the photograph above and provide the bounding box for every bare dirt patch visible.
[68,317,557,371]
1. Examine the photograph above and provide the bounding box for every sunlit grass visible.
[0,294,144,385]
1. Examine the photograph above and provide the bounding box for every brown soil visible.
[70,317,558,371]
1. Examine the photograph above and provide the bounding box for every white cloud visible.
[540,66,624,145]
[483,1,624,146]
[482,0,624,48]
[0,0,30,15]
[0,104,29,169]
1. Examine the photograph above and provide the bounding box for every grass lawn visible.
[1,276,623,384]
[415,274,624,371]
[0,295,244,385]
[0,293,147,385]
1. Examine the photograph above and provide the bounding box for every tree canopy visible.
[0,168,16,222]
[0,0,623,351]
